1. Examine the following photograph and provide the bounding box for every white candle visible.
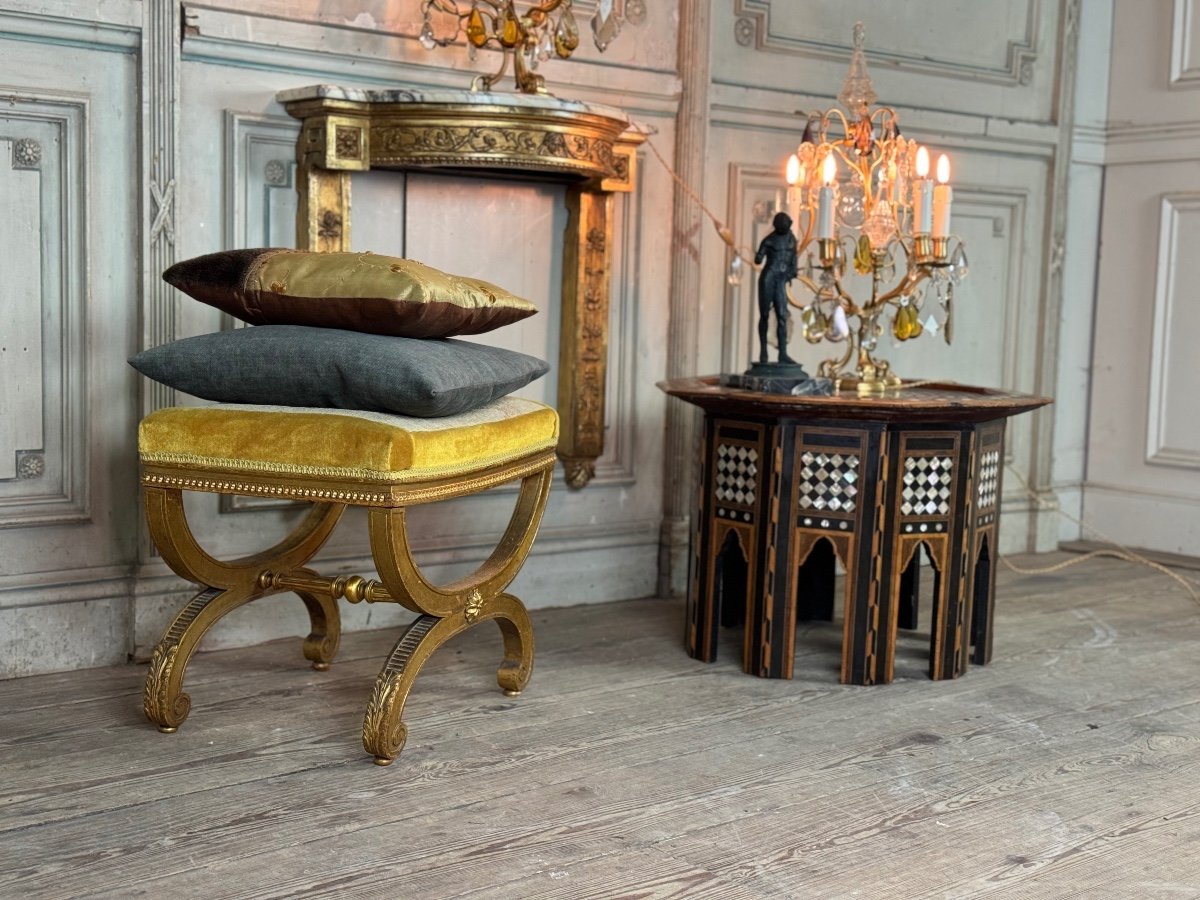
[785,154,803,232]
[932,153,952,238]
[817,154,837,240]
[913,146,933,234]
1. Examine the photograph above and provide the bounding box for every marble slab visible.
[276,84,632,126]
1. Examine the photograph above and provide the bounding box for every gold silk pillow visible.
[163,249,538,338]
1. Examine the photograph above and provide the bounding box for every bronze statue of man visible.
[754,212,799,366]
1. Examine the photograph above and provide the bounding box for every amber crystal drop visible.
[466,7,488,47]
[893,305,914,341]
[554,7,580,57]
[853,234,873,275]
[499,2,521,47]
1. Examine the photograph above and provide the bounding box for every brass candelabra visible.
[761,24,969,394]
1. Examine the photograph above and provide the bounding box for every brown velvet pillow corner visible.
[162,249,538,338]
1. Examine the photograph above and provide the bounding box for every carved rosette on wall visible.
[280,87,645,487]
[12,138,41,170]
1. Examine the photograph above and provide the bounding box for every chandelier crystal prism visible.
[777,22,968,393]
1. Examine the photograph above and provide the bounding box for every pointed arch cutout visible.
[715,527,750,629]
[971,534,994,664]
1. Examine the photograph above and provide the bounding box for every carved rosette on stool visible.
[280,86,644,487]
[660,377,1049,685]
[138,401,556,765]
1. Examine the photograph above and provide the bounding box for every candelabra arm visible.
[873,266,931,311]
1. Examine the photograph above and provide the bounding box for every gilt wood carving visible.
[281,88,644,486]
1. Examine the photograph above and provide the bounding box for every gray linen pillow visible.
[129,325,549,418]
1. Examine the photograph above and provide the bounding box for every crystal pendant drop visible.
[727,256,743,286]
[554,7,580,57]
[538,26,553,60]
[468,42,478,61]
[592,0,621,51]
[499,2,521,48]
[923,314,939,337]
[418,18,437,50]
[949,243,969,285]
[466,6,488,47]
[837,180,864,228]
[830,305,850,341]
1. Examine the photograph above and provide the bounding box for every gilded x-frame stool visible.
[138,397,557,765]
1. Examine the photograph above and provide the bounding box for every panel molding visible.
[219,112,301,513]
[732,0,1041,86]
[142,0,181,413]
[1146,192,1200,469]
[0,95,90,528]
[0,8,140,53]
[1171,0,1200,88]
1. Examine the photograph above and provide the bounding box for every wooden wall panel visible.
[1084,0,1200,555]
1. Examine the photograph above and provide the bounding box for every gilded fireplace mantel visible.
[279,85,645,488]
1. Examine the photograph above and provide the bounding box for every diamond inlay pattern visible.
[715,443,758,506]
[977,449,1000,510]
[901,455,953,517]
[797,450,860,514]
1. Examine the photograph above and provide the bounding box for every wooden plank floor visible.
[2,553,1200,898]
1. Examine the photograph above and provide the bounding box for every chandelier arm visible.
[472,47,511,92]
[821,109,851,142]
[869,106,900,138]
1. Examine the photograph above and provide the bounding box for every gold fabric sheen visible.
[248,252,527,308]
[139,398,559,483]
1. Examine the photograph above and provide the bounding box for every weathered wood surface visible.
[1,554,1199,898]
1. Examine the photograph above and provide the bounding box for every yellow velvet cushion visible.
[163,249,538,338]
[139,397,559,483]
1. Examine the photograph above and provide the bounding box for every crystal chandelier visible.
[419,0,645,95]
[771,23,968,393]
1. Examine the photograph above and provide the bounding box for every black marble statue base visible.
[720,363,832,396]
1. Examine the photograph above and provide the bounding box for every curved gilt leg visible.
[142,489,346,732]
[295,589,341,671]
[143,583,263,732]
[145,486,343,589]
[362,592,536,765]
[490,592,535,697]
[363,615,443,765]
[368,462,553,618]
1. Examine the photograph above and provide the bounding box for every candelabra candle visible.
[913,146,933,235]
[817,155,837,239]
[932,153,953,239]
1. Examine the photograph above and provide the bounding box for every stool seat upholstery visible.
[139,396,559,483]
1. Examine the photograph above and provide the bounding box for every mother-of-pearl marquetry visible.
[797,450,859,514]
[900,456,953,518]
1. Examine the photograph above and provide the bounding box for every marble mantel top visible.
[276,84,632,126]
